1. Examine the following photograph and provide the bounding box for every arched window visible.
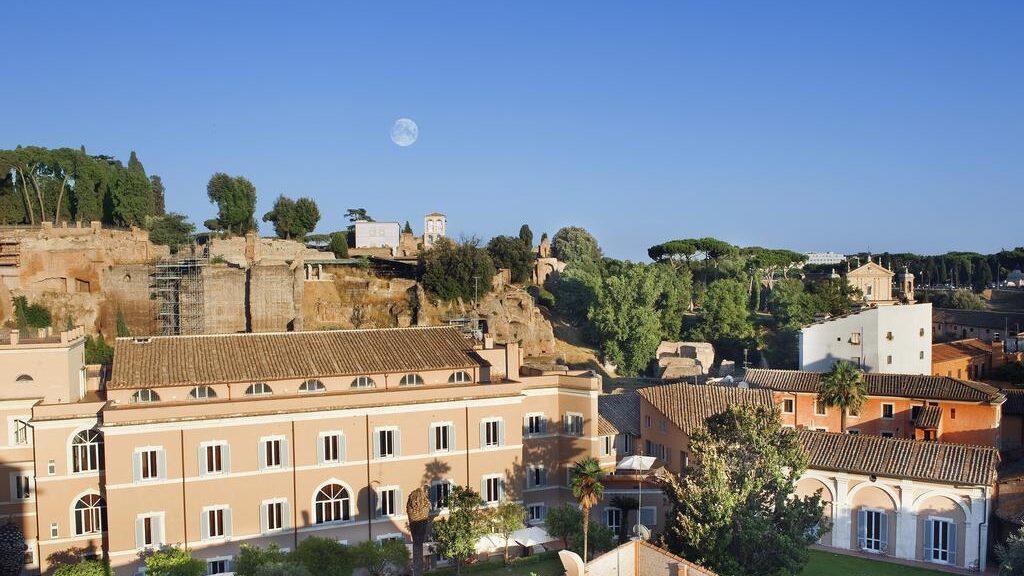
[15,374,33,383]
[74,494,105,535]
[244,383,273,397]
[398,373,424,386]
[448,371,472,384]
[71,429,103,473]
[315,484,351,524]
[351,376,376,389]
[130,389,160,403]
[299,379,326,393]
[188,386,217,400]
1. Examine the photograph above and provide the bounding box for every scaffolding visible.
[151,258,206,336]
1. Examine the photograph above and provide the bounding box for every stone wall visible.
[250,264,303,332]
[202,266,247,335]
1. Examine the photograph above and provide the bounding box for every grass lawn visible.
[802,549,950,576]
[427,552,564,576]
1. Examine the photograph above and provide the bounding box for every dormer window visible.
[398,374,424,386]
[299,379,326,393]
[351,376,376,389]
[188,386,217,400]
[448,371,472,384]
[244,383,273,397]
[130,389,160,404]
[15,374,33,383]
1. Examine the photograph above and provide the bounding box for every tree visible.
[406,487,431,576]
[818,361,866,433]
[543,504,615,557]
[518,224,533,248]
[996,525,1024,576]
[146,213,195,253]
[287,537,354,576]
[608,496,639,543]
[806,277,859,316]
[690,279,754,360]
[352,540,409,576]
[486,235,535,284]
[110,167,154,227]
[254,564,311,576]
[418,238,496,303]
[115,307,131,338]
[568,522,616,558]
[432,486,486,575]
[949,289,986,310]
[13,296,52,334]
[205,173,257,234]
[143,547,206,576]
[552,226,602,275]
[53,559,109,576]
[85,335,114,365]
[589,265,662,376]
[648,239,697,269]
[262,195,319,240]
[403,221,413,234]
[766,279,816,328]
[663,404,826,576]
[150,175,166,215]
[571,457,605,562]
[235,544,287,576]
[128,150,145,173]
[487,499,526,565]
[345,208,373,222]
[0,522,27,576]
[552,265,602,326]
[328,232,349,258]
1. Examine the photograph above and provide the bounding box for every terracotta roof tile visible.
[914,404,942,429]
[933,339,993,363]
[637,383,773,435]
[934,308,1024,332]
[742,368,1003,403]
[1004,389,1024,416]
[798,430,999,486]
[598,392,641,436]
[110,327,480,388]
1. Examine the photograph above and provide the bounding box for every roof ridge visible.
[113,325,459,342]
[799,429,999,454]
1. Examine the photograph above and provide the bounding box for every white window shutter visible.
[480,421,486,448]
[260,503,268,533]
[282,500,291,529]
[948,522,957,565]
[394,430,401,458]
[338,434,347,462]
[373,432,381,459]
[498,420,505,446]
[198,446,207,475]
[499,479,506,502]
[879,512,888,551]
[317,436,325,464]
[449,426,456,451]
[428,427,436,455]
[375,490,382,518]
[132,453,141,483]
[541,416,548,434]
[259,440,268,470]
[924,519,933,559]
[224,508,233,539]
[200,511,209,540]
[522,418,529,438]
[481,477,487,501]
[541,468,547,486]
[157,516,165,546]
[157,449,167,480]
[223,444,231,474]
[857,509,866,549]
[135,517,145,549]
[281,438,289,467]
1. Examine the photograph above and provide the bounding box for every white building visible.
[424,213,447,248]
[805,251,846,266]
[354,221,401,249]
[799,303,932,374]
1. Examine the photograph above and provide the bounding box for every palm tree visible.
[406,487,431,576]
[609,495,639,543]
[818,360,867,433]
[571,457,605,562]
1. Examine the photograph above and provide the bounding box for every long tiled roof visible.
[742,368,1003,403]
[798,430,999,486]
[933,339,993,363]
[598,392,641,436]
[914,404,942,429]
[934,308,1024,332]
[637,383,773,434]
[1004,389,1024,416]
[110,327,481,388]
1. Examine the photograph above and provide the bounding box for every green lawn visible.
[802,549,949,576]
[427,552,564,576]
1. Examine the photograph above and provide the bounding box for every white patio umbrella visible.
[512,526,555,548]
[616,455,656,538]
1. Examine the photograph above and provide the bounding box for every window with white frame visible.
[448,371,472,383]
[782,399,795,414]
[619,434,634,455]
[136,513,164,549]
[374,428,399,459]
[299,379,326,393]
[605,508,622,532]
[11,473,31,501]
[482,419,503,448]
[261,437,286,469]
[130,389,160,403]
[527,503,545,523]
[318,433,344,465]
[200,442,228,475]
[49,523,57,539]
[857,508,887,552]
[244,382,272,397]
[525,413,547,436]
[398,373,424,386]
[11,419,30,446]
[527,465,547,489]
[263,499,286,532]
[351,376,375,389]
[482,475,503,504]
[565,413,584,436]
[814,400,827,416]
[430,423,452,454]
[202,507,229,540]
[134,448,163,482]
[73,494,105,535]
[430,480,452,510]
[315,484,351,523]
[72,429,103,473]
[601,436,613,456]
[207,558,232,575]
[188,386,217,400]
[378,487,400,517]
[881,403,894,419]
[924,517,956,564]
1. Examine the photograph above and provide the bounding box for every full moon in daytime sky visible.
[390,118,418,147]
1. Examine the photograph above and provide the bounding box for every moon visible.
[390,118,419,147]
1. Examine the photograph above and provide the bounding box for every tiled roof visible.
[1004,389,1024,416]
[587,540,719,576]
[798,430,999,486]
[914,404,942,429]
[932,339,993,363]
[934,308,1024,332]
[637,383,773,435]
[110,327,481,389]
[742,368,1003,403]
[598,392,641,436]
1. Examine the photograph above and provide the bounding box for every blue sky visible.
[3,1,1021,260]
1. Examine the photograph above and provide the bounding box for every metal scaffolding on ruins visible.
[151,257,206,336]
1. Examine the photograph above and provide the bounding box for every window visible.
[849,332,861,345]
[857,509,887,552]
[50,523,58,539]
[920,328,926,337]
[351,376,375,389]
[448,371,471,384]
[658,419,667,433]
[482,419,503,448]
[527,504,545,523]
[398,373,424,386]
[911,405,923,421]
[619,434,634,455]
[431,424,452,454]
[318,433,343,464]
[639,507,656,527]
[605,508,622,532]
[207,559,231,575]
[188,386,217,400]
[15,374,33,383]
[74,494,106,535]
[244,383,272,396]
[378,487,399,517]
[601,436,613,456]
[782,399,794,414]
[203,507,229,539]
[525,414,547,436]
[135,448,163,481]
[298,379,325,393]
[130,389,160,403]
[527,466,547,489]
[483,476,503,504]
[848,406,860,417]
[950,408,956,420]
[886,331,893,340]
[263,500,286,532]
[375,428,399,459]
[814,400,827,416]
[201,443,227,475]
[11,420,29,446]
[315,484,351,523]
[920,350,925,360]
[11,473,31,501]
[565,413,584,436]
[881,404,894,419]
[47,460,55,475]
[925,518,956,564]
[645,415,651,429]
[136,514,164,549]
[430,481,452,510]
[848,429,860,435]
[881,431,894,438]
[261,437,285,469]
[886,355,893,365]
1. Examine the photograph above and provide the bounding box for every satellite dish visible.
[633,524,651,541]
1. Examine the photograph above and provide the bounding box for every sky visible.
[3,1,1022,260]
